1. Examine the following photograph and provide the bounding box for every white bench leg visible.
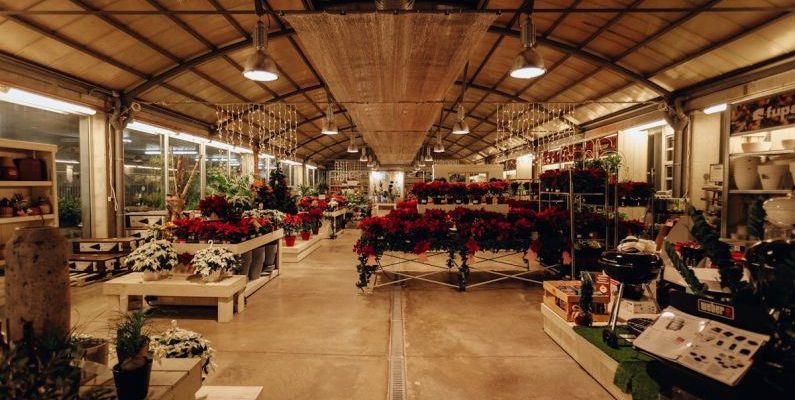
[108,295,128,313]
[236,290,245,313]
[218,296,234,323]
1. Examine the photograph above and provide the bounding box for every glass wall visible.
[0,101,87,237]
[169,137,201,209]
[123,128,165,212]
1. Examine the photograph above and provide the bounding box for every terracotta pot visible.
[731,156,761,190]
[3,226,70,341]
[0,157,18,180]
[285,235,296,247]
[758,164,788,190]
[301,231,311,240]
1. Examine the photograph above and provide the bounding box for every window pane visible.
[169,137,201,210]
[230,152,242,176]
[0,101,85,237]
[205,147,228,194]
[123,129,164,212]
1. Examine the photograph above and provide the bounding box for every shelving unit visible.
[720,123,795,237]
[0,139,59,266]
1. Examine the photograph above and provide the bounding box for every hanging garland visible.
[215,103,298,160]
[495,102,579,160]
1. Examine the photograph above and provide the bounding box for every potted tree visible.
[112,311,152,400]
[123,240,178,281]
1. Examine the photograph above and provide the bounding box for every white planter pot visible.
[142,270,159,281]
[763,195,795,228]
[731,156,760,190]
[201,270,223,283]
[741,141,771,153]
[758,164,788,190]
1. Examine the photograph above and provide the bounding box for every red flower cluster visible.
[410,180,510,199]
[171,216,274,243]
[283,214,304,236]
[198,195,231,219]
[540,168,606,193]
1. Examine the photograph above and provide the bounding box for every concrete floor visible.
[2,231,612,399]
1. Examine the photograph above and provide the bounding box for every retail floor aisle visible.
[7,231,610,400]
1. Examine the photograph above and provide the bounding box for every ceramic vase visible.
[763,195,795,228]
[238,250,253,277]
[731,156,761,190]
[248,246,266,280]
[758,164,788,190]
[3,226,70,341]
[201,270,223,283]
[263,244,278,272]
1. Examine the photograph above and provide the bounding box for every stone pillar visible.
[4,226,70,342]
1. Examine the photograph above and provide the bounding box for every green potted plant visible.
[112,311,152,400]
[123,240,178,281]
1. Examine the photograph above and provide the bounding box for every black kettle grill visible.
[598,249,662,347]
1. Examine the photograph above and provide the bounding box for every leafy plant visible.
[191,246,239,277]
[151,322,215,376]
[124,240,178,272]
[206,168,253,197]
[58,197,82,227]
[113,311,151,370]
[317,182,329,194]
[688,207,750,298]
[664,241,706,295]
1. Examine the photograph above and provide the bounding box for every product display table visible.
[80,358,202,400]
[324,208,347,238]
[417,203,510,214]
[172,229,283,298]
[103,274,247,323]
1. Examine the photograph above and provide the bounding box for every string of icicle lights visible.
[214,103,298,160]
[495,102,580,159]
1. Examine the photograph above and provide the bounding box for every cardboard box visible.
[542,280,610,323]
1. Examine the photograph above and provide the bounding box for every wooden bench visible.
[103,273,247,323]
[71,237,141,254]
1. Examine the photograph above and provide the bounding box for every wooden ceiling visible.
[0,0,793,165]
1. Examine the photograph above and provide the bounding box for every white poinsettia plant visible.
[228,195,253,213]
[124,240,178,272]
[151,321,215,376]
[242,208,285,228]
[191,246,239,277]
[326,199,339,212]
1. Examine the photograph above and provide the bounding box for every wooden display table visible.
[541,303,631,400]
[81,358,202,400]
[172,229,283,298]
[324,208,347,238]
[103,274,247,323]
[417,203,510,214]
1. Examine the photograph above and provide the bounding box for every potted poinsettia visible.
[199,195,230,220]
[124,240,178,281]
[112,311,152,400]
[299,213,313,240]
[151,321,215,377]
[191,245,238,282]
[283,214,302,247]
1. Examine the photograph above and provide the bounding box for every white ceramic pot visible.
[731,156,760,189]
[741,141,772,153]
[781,139,795,150]
[771,159,794,188]
[758,164,788,190]
[763,195,795,228]
[142,270,159,281]
[201,270,223,283]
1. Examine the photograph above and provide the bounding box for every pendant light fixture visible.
[433,108,445,153]
[367,156,375,168]
[243,17,279,82]
[451,104,470,135]
[359,147,368,162]
[510,14,546,79]
[452,64,470,135]
[346,130,358,153]
[418,156,426,168]
[424,146,433,162]
[321,93,338,135]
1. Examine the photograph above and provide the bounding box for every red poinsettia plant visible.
[282,214,303,236]
[199,195,230,220]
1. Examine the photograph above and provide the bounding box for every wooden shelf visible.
[729,149,794,157]
[729,189,793,195]
[0,180,53,187]
[0,214,55,224]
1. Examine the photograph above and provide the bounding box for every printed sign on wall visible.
[730,90,795,135]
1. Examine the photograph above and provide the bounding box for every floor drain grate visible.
[388,287,407,400]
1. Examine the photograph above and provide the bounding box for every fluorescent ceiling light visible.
[124,164,161,170]
[703,103,728,114]
[623,119,667,134]
[306,164,317,170]
[282,159,302,166]
[0,87,96,115]
[56,159,80,164]
[127,121,174,135]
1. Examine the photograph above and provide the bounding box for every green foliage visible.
[298,184,318,196]
[58,197,82,227]
[317,182,329,194]
[113,311,150,364]
[664,241,705,295]
[748,198,767,240]
[206,167,253,197]
[263,163,297,214]
[688,206,750,297]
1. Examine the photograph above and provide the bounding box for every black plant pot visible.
[432,197,442,205]
[113,358,153,400]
